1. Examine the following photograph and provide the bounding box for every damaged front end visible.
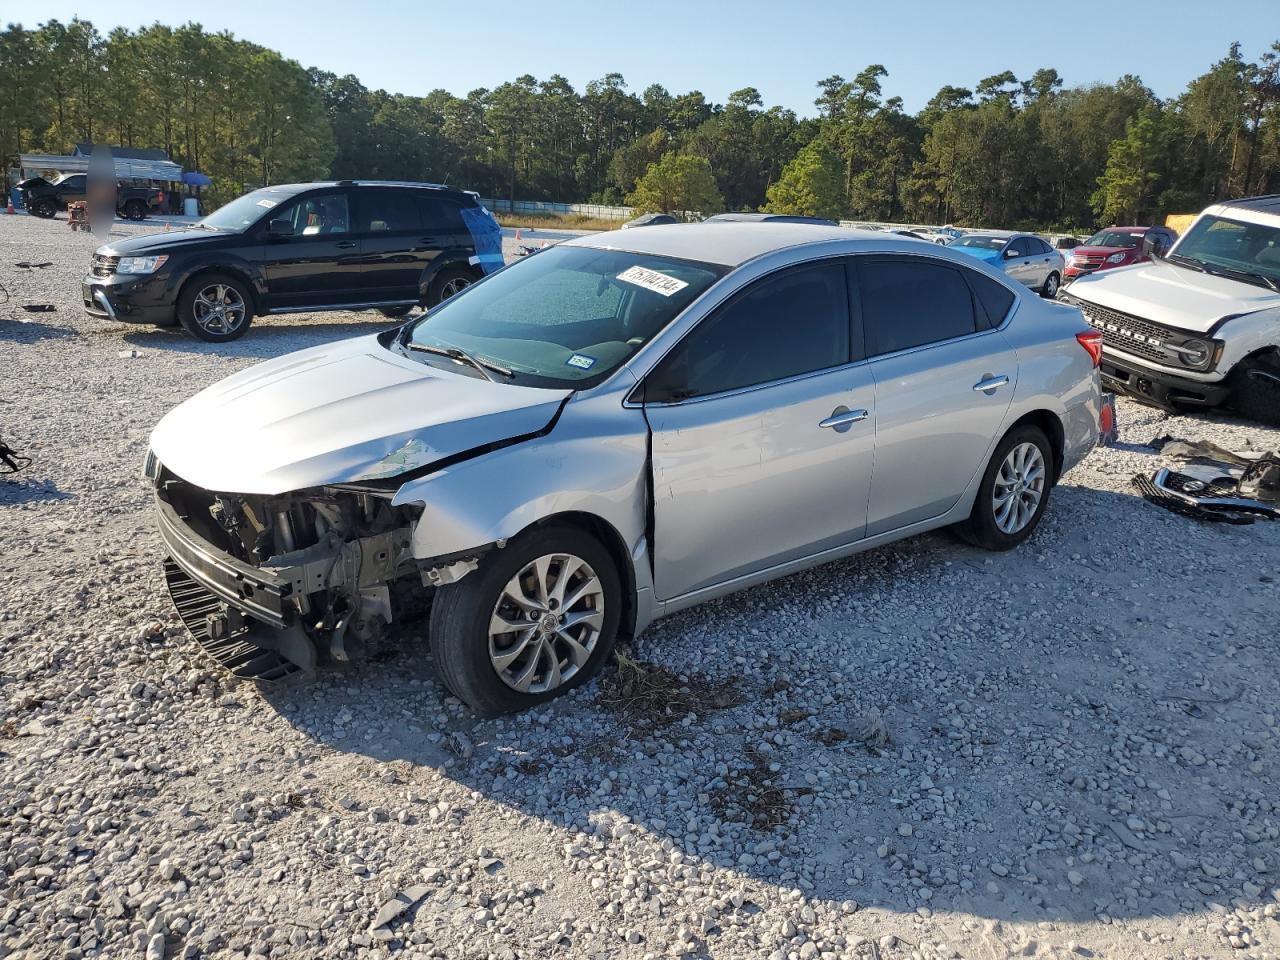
[152,460,477,681]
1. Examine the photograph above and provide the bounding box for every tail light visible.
[1076,330,1103,368]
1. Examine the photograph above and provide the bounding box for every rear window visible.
[416,195,467,231]
[859,259,978,356]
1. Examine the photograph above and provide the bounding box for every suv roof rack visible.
[1222,194,1280,211]
[349,179,453,191]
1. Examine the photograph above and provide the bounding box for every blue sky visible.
[28,0,1279,114]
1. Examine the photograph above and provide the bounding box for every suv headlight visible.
[1169,337,1222,371]
[117,255,169,275]
[1106,252,1127,264]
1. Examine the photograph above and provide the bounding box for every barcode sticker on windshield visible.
[617,265,688,297]
[256,198,278,208]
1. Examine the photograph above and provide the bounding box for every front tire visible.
[31,199,57,219]
[954,425,1053,551]
[178,273,254,342]
[1040,271,1060,298]
[428,525,621,715]
[378,305,415,319]
[123,200,146,221]
[1229,353,1280,426]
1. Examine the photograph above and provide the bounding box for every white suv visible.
[1061,196,1280,424]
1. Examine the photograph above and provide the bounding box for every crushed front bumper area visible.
[154,474,422,681]
[1100,358,1230,412]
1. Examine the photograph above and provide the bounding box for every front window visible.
[199,187,299,232]
[404,246,726,388]
[1085,230,1144,249]
[1169,215,1280,290]
[951,235,1006,251]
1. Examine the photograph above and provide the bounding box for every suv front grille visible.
[1061,294,1180,365]
[92,254,118,277]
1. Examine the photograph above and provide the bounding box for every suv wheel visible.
[378,305,415,319]
[428,525,621,715]
[31,199,57,219]
[178,274,254,342]
[1229,353,1280,426]
[427,267,473,307]
[1041,272,1060,298]
[954,425,1054,551]
[123,200,146,221]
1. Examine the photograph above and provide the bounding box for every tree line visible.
[2,19,1278,230]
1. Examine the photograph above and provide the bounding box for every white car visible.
[1062,196,1280,424]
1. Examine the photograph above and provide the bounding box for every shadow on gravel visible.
[0,477,72,505]
[120,317,398,360]
[0,318,79,343]
[247,482,1279,932]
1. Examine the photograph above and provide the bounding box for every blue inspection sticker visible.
[566,354,596,370]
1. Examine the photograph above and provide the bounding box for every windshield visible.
[952,235,1006,250]
[405,246,726,388]
[1170,215,1280,289]
[1085,230,1144,249]
[200,187,296,232]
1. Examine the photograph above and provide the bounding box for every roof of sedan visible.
[565,222,928,267]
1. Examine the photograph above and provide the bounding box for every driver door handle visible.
[335,240,357,249]
[973,375,1009,393]
[819,408,869,430]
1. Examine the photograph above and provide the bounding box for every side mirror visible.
[1003,248,1020,259]
[1142,234,1162,259]
[267,218,294,239]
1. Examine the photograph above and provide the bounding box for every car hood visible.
[951,247,1002,263]
[1067,259,1280,333]
[1071,245,1134,257]
[149,335,571,495]
[100,229,222,255]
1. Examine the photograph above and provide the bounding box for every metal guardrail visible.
[482,198,634,220]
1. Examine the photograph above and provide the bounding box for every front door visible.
[853,256,1018,536]
[260,190,364,308]
[644,260,875,600]
[1001,238,1038,287]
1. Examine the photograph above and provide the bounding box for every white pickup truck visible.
[1061,195,1280,424]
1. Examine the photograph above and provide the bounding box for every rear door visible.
[259,190,365,309]
[856,256,1018,536]
[644,260,876,600]
[350,188,429,302]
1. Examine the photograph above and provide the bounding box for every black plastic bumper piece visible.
[1101,359,1231,411]
[156,495,292,629]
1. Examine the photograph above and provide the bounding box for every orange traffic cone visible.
[5,196,13,215]
[514,228,521,241]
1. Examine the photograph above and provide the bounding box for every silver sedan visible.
[147,224,1101,713]
[950,231,1066,298]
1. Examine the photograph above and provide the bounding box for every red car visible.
[1063,225,1178,282]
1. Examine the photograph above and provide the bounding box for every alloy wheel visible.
[1044,273,1059,297]
[993,442,1045,534]
[440,276,470,300]
[488,553,604,694]
[192,283,246,336]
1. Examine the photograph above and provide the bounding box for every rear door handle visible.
[973,375,1009,393]
[420,236,443,245]
[335,240,357,249]
[819,407,869,432]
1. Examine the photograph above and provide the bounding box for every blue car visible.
[950,231,1065,298]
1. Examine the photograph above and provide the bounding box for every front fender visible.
[166,254,269,312]
[390,393,650,573]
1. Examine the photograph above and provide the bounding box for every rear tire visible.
[954,424,1054,551]
[426,266,474,308]
[1040,272,1060,298]
[1229,354,1280,426]
[124,200,146,221]
[178,273,254,342]
[428,524,621,715]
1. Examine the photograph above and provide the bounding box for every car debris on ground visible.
[1134,435,1280,523]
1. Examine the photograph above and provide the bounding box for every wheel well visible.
[531,511,637,641]
[1235,346,1280,371]
[1006,410,1065,483]
[178,267,260,315]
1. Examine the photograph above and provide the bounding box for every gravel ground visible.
[2,212,1279,960]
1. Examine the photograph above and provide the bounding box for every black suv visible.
[82,180,504,342]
